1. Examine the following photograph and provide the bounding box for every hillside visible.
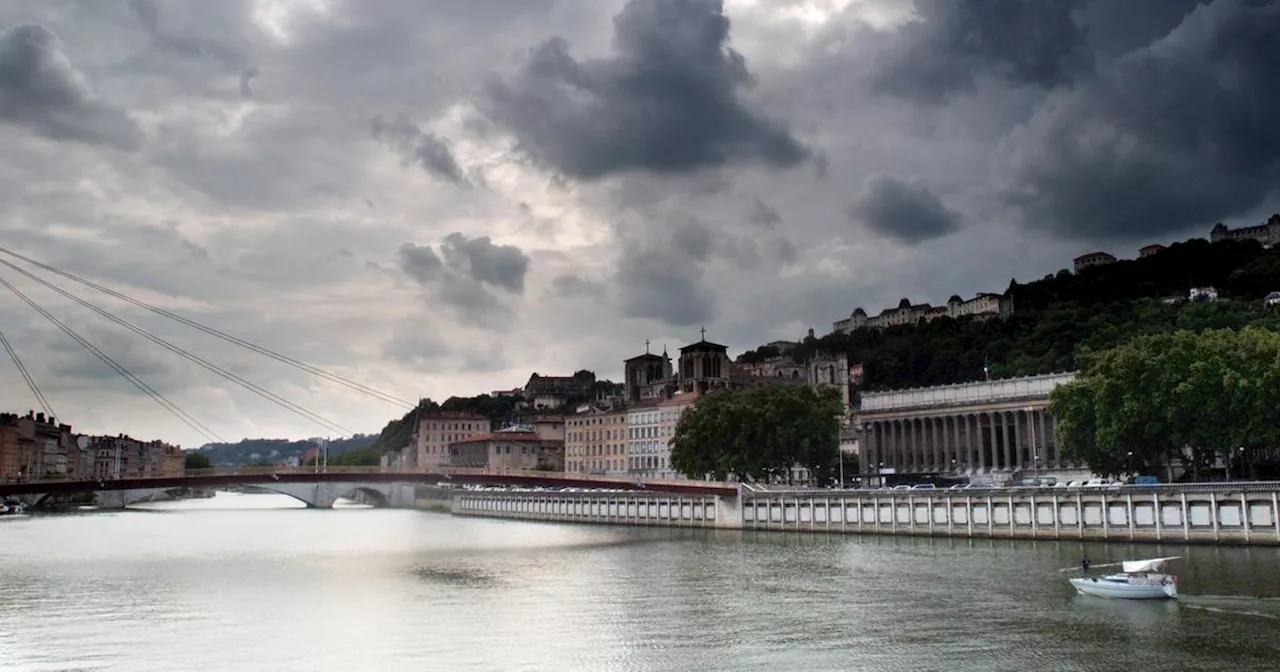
[747,235,1280,393]
[197,434,376,467]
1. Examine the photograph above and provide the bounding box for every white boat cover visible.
[1121,556,1181,573]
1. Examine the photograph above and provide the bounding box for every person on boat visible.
[1081,555,1092,575]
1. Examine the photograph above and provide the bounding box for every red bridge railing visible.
[1,466,739,495]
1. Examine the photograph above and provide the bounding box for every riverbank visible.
[430,483,1280,546]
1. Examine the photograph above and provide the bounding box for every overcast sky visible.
[0,0,1276,447]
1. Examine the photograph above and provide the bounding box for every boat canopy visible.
[1121,556,1181,573]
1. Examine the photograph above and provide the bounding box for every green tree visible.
[1052,327,1280,480]
[183,451,213,470]
[670,384,843,485]
[328,447,382,467]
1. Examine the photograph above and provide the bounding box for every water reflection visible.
[0,496,1277,672]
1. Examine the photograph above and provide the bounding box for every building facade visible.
[449,432,544,470]
[834,293,1014,334]
[677,336,731,396]
[565,407,629,474]
[0,412,77,481]
[1139,244,1166,258]
[627,399,664,476]
[624,347,675,403]
[411,411,490,471]
[524,371,596,408]
[858,373,1082,485]
[1210,216,1280,247]
[1072,251,1117,273]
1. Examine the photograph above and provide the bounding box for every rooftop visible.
[679,339,728,353]
[450,432,541,444]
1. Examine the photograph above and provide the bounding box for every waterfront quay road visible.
[0,466,738,499]
[739,481,1280,546]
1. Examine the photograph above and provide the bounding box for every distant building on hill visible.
[833,293,1013,334]
[1138,244,1165,258]
[1072,251,1117,273]
[1190,286,1219,302]
[1210,215,1280,247]
[524,370,596,409]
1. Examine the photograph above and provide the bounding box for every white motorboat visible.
[1068,556,1180,600]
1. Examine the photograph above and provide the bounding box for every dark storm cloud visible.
[393,234,529,329]
[748,198,782,228]
[371,115,467,186]
[1080,0,1212,56]
[483,0,809,180]
[612,215,797,326]
[239,66,259,98]
[1008,0,1280,240]
[848,174,961,244]
[395,243,443,285]
[874,0,1088,104]
[433,273,516,330]
[439,233,530,294]
[616,245,715,327]
[129,0,249,68]
[0,23,141,148]
[550,274,605,300]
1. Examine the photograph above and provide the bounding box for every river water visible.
[1,492,1279,672]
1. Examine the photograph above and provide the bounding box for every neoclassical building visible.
[858,372,1082,484]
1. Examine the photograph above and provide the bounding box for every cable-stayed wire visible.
[0,274,223,444]
[0,327,57,419]
[0,245,414,409]
[0,258,354,436]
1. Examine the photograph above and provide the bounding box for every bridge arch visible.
[246,481,408,509]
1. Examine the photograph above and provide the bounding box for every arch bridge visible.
[0,466,738,510]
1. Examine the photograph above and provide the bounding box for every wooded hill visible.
[744,234,1280,393]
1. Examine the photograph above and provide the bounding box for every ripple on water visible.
[1,505,1280,672]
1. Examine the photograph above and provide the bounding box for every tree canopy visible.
[738,236,1280,391]
[183,451,212,470]
[1051,327,1280,480]
[305,446,382,467]
[670,384,845,485]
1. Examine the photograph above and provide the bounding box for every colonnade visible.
[862,407,1062,476]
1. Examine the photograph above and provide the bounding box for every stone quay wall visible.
[740,485,1280,546]
[449,489,741,530]
[435,483,1280,546]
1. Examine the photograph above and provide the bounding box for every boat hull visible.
[1069,577,1177,600]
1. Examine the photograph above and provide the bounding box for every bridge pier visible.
[97,490,127,510]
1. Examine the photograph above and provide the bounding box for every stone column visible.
[902,419,911,473]
[936,414,947,471]
[889,420,899,470]
[1013,411,1024,471]
[866,422,876,475]
[1040,409,1053,468]
[912,418,921,473]
[1001,412,1013,472]
[942,416,952,473]
[951,415,961,473]
[913,418,922,473]
[962,414,972,471]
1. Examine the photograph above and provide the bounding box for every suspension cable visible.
[0,257,354,436]
[0,245,414,409]
[0,326,57,419]
[0,274,223,443]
